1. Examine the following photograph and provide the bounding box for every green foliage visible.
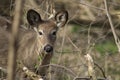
[95,40,118,55]
[71,24,81,33]
[34,55,43,69]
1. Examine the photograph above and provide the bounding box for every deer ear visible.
[27,9,42,25]
[55,10,68,28]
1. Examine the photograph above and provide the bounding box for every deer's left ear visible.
[27,9,42,26]
[55,10,68,28]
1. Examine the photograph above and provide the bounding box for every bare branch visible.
[7,0,24,80]
[104,0,120,53]
[94,63,106,79]
[85,54,97,80]
[18,62,43,80]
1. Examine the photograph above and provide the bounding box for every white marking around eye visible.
[33,27,44,37]
[33,27,38,32]
[38,29,44,37]
[51,29,57,35]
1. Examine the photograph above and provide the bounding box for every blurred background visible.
[0,0,120,80]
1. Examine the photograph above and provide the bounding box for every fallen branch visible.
[85,54,97,80]
[23,67,43,80]
[18,62,43,80]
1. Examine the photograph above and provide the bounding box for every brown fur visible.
[0,9,68,79]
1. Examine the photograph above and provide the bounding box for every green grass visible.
[71,24,84,33]
[95,40,118,55]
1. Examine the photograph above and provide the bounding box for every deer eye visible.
[38,30,43,35]
[39,31,43,35]
[51,30,57,36]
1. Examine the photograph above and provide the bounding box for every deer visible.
[0,9,68,79]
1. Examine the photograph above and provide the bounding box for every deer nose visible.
[44,44,53,53]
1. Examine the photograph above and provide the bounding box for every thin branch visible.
[73,77,91,80]
[39,63,76,78]
[94,63,106,79]
[79,2,105,11]
[74,77,107,80]
[85,54,97,80]
[79,1,120,11]
[7,0,24,80]
[104,0,120,53]
[23,67,43,80]
[18,62,43,80]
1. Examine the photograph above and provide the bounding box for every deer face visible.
[27,9,68,54]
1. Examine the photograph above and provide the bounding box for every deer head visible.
[27,9,68,54]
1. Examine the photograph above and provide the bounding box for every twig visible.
[0,67,7,74]
[39,63,76,78]
[94,63,106,79]
[73,77,90,80]
[23,67,43,80]
[74,77,107,80]
[55,50,80,53]
[79,1,120,11]
[79,2,105,11]
[7,0,24,80]
[104,0,120,53]
[85,54,97,80]
[18,62,43,80]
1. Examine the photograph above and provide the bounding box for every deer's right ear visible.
[55,10,68,28]
[27,9,42,25]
